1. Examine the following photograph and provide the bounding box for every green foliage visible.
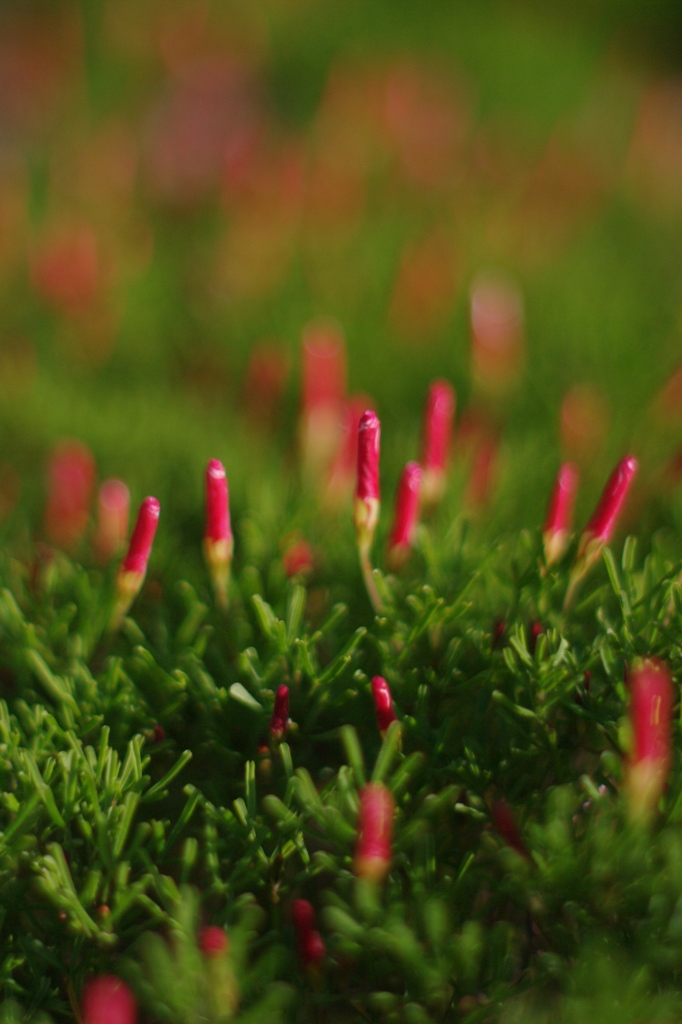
[0,514,681,1020]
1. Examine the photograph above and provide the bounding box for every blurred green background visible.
[2,0,682,553]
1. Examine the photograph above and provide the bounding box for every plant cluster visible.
[2,2,682,1022]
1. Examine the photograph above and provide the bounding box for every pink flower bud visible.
[121,497,160,576]
[270,684,289,741]
[574,456,638,571]
[199,926,229,957]
[355,782,394,884]
[205,459,231,543]
[470,275,524,398]
[353,411,381,552]
[302,319,346,413]
[95,479,130,563]
[491,800,530,859]
[626,658,674,822]
[292,899,325,967]
[44,440,96,551]
[420,380,455,507]
[585,456,638,543]
[565,456,638,607]
[387,462,422,571]
[543,463,579,567]
[326,395,373,503]
[111,497,160,630]
[355,411,381,503]
[203,460,233,608]
[82,976,137,1024]
[300,319,347,477]
[371,676,397,736]
[282,537,315,577]
[32,224,101,317]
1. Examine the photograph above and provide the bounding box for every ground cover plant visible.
[4,1,682,1021]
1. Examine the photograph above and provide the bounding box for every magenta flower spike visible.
[387,462,422,571]
[270,684,290,742]
[353,410,383,611]
[82,976,138,1024]
[110,496,160,631]
[542,462,579,568]
[203,459,233,609]
[566,455,638,606]
[292,899,326,969]
[94,479,130,563]
[371,675,398,737]
[420,380,455,507]
[626,658,674,823]
[354,782,394,884]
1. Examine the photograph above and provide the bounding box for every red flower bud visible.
[470,275,524,398]
[199,925,229,957]
[570,456,637,591]
[543,462,579,567]
[32,225,101,317]
[420,380,455,506]
[354,411,381,550]
[626,658,674,822]
[355,782,394,884]
[565,456,638,608]
[371,676,398,736]
[205,459,231,543]
[326,395,373,503]
[292,899,325,967]
[121,497,160,575]
[44,440,96,552]
[204,459,233,608]
[387,462,422,571]
[302,319,346,412]
[270,684,289,741]
[582,455,638,546]
[528,620,545,655]
[355,410,380,503]
[354,411,382,610]
[82,976,137,1024]
[300,320,346,477]
[95,479,130,563]
[111,496,160,630]
[491,800,530,859]
[282,538,314,577]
